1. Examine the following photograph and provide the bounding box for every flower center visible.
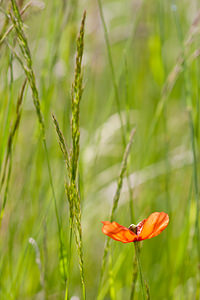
[128,224,137,234]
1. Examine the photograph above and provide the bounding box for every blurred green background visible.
[0,0,200,299]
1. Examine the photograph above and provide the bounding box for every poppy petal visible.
[138,212,169,241]
[101,221,138,243]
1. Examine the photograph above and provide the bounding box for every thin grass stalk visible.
[10,0,67,282]
[64,228,72,300]
[43,221,48,300]
[110,128,136,222]
[66,185,85,299]
[123,56,136,223]
[10,1,44,130]
[130,249,138,300]
[158,0,171,212]
[158,2,172,297]
[94,0,144,151]
[70,11,85,182]
[124,57,130,134]
[96,5,144,296]
[45,2,64,81]
[108,253,116,300]
[52,114,69,169]
[69,12,86,299]
[189,110,200,252]
[1,150,12,221]
[134,243,146,300]
[145,8,200,156]
[68,12,86,299]
[97,0,126,145]
[0,51,14,177]
[146,50,200,151]
[29,237,45,297]
[194,45,200,268]
[0,79,26,194]
[134,7,200,165]
[172,1,200,289]
[144,279,150,300]
[0,79,27,224]
[53,12,86,300]
[0,4,11,41]
[97,128,136,298]
[0,1,36,46]
[194,32,200,273]
[195,59,200,143]
[124,56,139,299]
[96,0,144,235]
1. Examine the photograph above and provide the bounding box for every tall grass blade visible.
[172,3,200,293]
[130,250,138,300]
[135,243,146,300]
[10,0,67,283]
[0,79,27,225]
[97,128,136,298]
[53,11,86,300]
[97,0,126,145]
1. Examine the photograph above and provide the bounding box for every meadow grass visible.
[0,0,200,299]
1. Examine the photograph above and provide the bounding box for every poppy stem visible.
[130,248,138,300]
[134,243,146,300]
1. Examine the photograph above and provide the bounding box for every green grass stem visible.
[130,248,138,300]
[10,0,67,283]
[172,1,200,290]
[97,128,136,298]
[0,79,27,224]
[134,243,146,300]
[97,0,126,146]
[53,11,86,300]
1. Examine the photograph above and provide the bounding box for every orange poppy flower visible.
[101,212,169,243]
